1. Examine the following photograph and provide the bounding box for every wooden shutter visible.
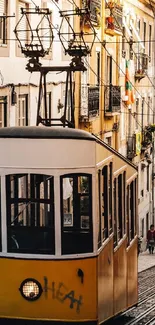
[18,1,27,47]
[0,0,6,43]
[0,1,5,15]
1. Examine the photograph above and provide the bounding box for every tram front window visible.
[6,174,55,254]
[61,174,93,254]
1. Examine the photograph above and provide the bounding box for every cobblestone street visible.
[138,251,155,272]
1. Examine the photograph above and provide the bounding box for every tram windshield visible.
[6,174,55,254]
[60,174,93,254]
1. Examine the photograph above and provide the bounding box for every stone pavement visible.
[138,250,155,272]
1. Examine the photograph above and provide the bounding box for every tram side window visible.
[6,174,55,254]
[127,185,130,245]
[123,171,126,235]
[127,179,137,244]
[134,178,137,235]
[102,166,109,240]
[61,174,93,254]
[109,163,113,234]
[118,174,123,240]
[114,178,117,247]
[130,180,136,239]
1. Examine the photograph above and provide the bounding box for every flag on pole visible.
[125,60,134,105]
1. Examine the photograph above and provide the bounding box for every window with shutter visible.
[0,0,7,44]
[17,94,28,126]
[42,1,52,55]
[0,96,7,127]
[18,1,28,49]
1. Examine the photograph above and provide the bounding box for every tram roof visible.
[0,126,137,170]
[0,126,95,140]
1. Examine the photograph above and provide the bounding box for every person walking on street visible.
[147,224,155,254]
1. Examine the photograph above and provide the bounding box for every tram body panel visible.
[98,238,114,323]
[0,257,97,321]
[127,238,138,307]
[96,143,137,181]
[113,238,127,315]
[0,138,96,169]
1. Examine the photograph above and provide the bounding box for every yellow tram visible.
[0,126,138,324]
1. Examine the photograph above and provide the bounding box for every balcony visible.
[127,135,136,159]
[141,128,152,151]
[80,86,99,121]
[81,0,101,27]
[105,4,123,36]
[104,85,121,117]
[135,53,149,81]
[88,86,99,117]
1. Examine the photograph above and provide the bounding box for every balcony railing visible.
[104,85,121,116]
[88,86,99,117]
[80,86,99,120]
[127,135,136,159]
[105,4,123,36]
[81,0,101,26]
[141,127,152,151]
[135,53,149,80]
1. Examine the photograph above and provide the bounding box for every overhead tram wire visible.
[105,1,155,91]
[102,40,155,115]
[30,0,38,7]
[52,0,155,121]
[51,0,154,139]
[49,0,92,54]
[83,51,155,141]
[83,57,151,136]
[50,0,154,139]
[63,0,155,109]
[4,38,155,44]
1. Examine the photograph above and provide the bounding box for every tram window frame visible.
[130,180,135,240]
[118,174,123,240]
[60,173,93,255]
[127,184,130,246]
[134,178,137,235]
[109,162,113,234]
[102,166,109,241]
[123,171,126,235]
[6,173,55,254]
[113,178,118,247]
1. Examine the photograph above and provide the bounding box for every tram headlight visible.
[19,278,43,301]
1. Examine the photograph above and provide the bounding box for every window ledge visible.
[97,233,114,254]
[0,44,7,48]
[0,252,97,260]
[114,234,127,253]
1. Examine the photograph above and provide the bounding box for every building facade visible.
[76,0,155,247]
[0,0,74,127]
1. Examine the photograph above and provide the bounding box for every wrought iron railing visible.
[135,53,149,76]
[127,135,136,159]
[104,85,121,113]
